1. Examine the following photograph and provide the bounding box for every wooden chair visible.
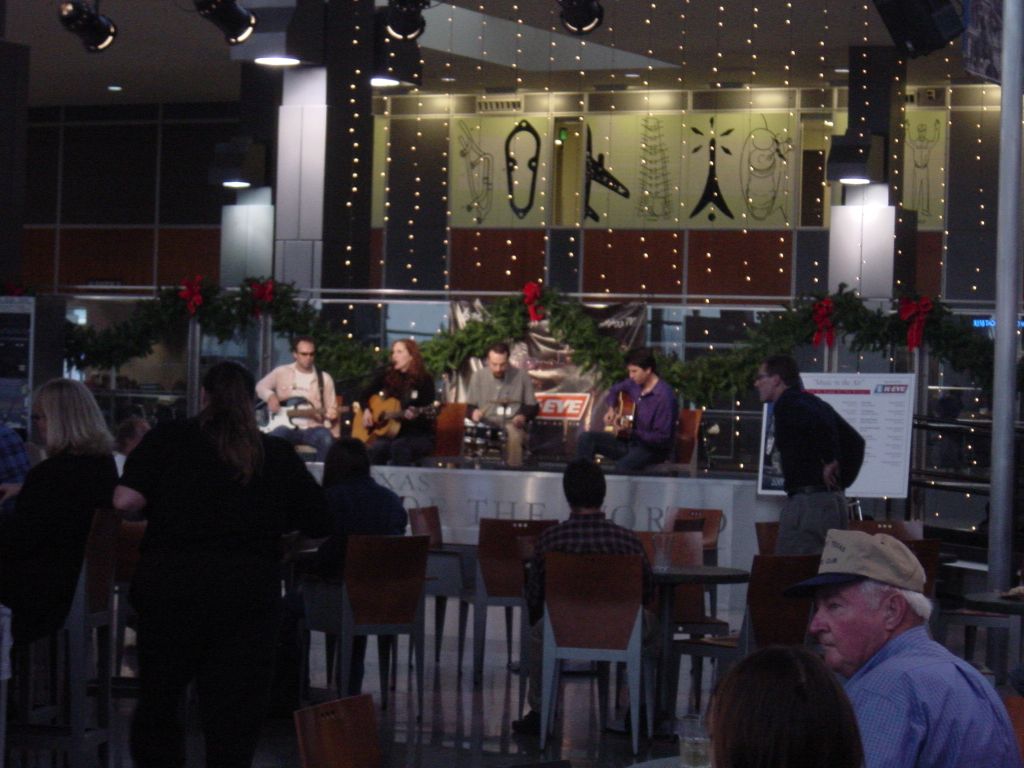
[472,518,558,706]
[432,403,467,457]
[673,554,820,712]
[755,521,780,555]
[675,408,703,475]
[294,693,382,768]
[848,518,924,541]
[540,552,654,754]
[8,509,120,768]
[669,507,726,614]
[1002,695,1024,760]
[407,506,471,673]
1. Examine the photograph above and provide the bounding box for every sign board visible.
[535,392,591,422]
[758,373,916,499]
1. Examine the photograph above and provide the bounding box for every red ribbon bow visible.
[523,281,545,322]
[899,296,933,351]
[812,298,835,348]
[250,278,275,316]
[178,275,204,316]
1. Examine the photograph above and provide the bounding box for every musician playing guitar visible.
[255,335,337,461]
[575,347,678,472]
[357,338,435,466]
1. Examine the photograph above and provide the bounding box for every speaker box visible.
[871,0,964,58]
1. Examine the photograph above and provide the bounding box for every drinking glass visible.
[652,532,672,572]
[678,714,711,768]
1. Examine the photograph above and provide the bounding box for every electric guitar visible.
[351,394,440,443]
[260,397,349,433]
[603,391,635,439]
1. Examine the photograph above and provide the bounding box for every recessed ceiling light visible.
[624,72,640,78]
[834,67,850,74]
[223,180,251,189]
[371,76,402,87]
[255,56,300,67]
[440,76,456,82]
[107,84,123,92]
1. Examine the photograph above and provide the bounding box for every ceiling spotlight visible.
[58,1,116,52]
[558,0,603,35]
[194,0,257,45]
[385,0,429,41]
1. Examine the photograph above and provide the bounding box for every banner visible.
[963,0,1002,84]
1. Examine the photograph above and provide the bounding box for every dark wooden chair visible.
[294,693,382,768]
[755,521,780,555]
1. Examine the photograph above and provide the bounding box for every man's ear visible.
[881,590,910,630]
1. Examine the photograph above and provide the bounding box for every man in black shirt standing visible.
[755,354,846,555]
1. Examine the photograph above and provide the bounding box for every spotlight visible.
[385,0,429,41]
[194,0,257,45]
[558,0,603,35]
[58,1,116,52]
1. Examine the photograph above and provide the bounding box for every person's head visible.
[754,354,801,403]
[787,529,931,679]
[115,415,151,455]
[625,347,657,386]
[486,342,511,380]
[291,335,317,374]
[199,361,263,483]
[31,378,113,457]
[710,645,863,768]
[562,458,606,510]
[323,438,371,487]
[391,338,425,376]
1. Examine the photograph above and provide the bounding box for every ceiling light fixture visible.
[385,0,429,41]
[558,0,604,36]
[58,1,117,52]
[194,0,257,45]
[254,56,301,67]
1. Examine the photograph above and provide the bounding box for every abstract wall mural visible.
[505,119,541,220]
[739,116,793,223]
[456,120,494,225]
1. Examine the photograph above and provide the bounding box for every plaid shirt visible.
[0,424,30,513]
[526,512,653,617]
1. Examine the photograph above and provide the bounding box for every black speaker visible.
[871,0,964,58]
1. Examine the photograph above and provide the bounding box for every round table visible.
[962,591,1024,680]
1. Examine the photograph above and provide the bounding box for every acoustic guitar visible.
[603,391,635,439]
[351,394,439,443]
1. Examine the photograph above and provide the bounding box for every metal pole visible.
[186,317,201,417]
[988,0,1023,592]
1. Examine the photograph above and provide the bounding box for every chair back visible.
[407,506,442,549]
[676,409,703,465]
[115,520,147,585]
[294,693,381,768]
[85,508,121,616]
[755,521,780,555]
[746,554,820,648]
[636,531,706,623]
[544,552,642,650]
[1003,696,1024,760]
[343,535,429,625]
[903,538,941,598]
[432,403,467,457]
[669,507,725,551]
[848,518,924,541]
[477,518,558,599]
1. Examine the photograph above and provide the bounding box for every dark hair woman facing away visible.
[113,361,328,768]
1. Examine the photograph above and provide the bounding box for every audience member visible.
[0,379,117,644]
[709,645,863,768]
[113,361,328,768]
[114,415,151,475]
[512,458,654,735]
[787,529,1022,768]
[0,421,30,514]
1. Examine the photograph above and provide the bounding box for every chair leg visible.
[434,596,449,664]
[517,605,529,717]
[691,655,704,713]
[965,625,978,661]
[627,655,641,755]
[325,633,337,684]
[338,630,353,700]
[390,637,398,690]
[504,606,515,669]
[643,658,655,740]
[457,599,470,677]
[540,657,559,750]
[596,661,610,729]
[473,601,487,686]
[415,619,425,722]
[377,636,391,710]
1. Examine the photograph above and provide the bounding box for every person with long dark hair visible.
[113,361,328,768]
[358,338,436,465]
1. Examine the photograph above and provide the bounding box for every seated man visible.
[464,342,539,467]
[576,347,678,472]
[512,458,654,735]
[255,335,337,462]
[787,529,1022,768]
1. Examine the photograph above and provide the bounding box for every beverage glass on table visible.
[652,532,672,572]
[678,714,710,768]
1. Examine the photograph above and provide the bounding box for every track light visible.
[385,0,429,41]
[58,1,116,52]
[194,0,257,45]
[558,0,603,35]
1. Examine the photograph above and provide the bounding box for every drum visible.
[463,419,506,455]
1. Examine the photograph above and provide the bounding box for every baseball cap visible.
[784,529,926,597]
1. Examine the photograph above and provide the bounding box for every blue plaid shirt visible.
[845,625,1022,768]
[0,425,30,513]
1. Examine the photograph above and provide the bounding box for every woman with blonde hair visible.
[0,378,118,644]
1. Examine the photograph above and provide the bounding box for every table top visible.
[652,564,750,585]
[963,591,1024,615]
[627,757,678,768]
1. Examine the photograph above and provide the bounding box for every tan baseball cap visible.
[785,529,926,596]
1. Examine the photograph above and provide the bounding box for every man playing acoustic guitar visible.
[255,336,338,461]
[575,347,678,472]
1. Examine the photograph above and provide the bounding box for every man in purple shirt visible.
[575,347,678,472]
[787,529,1022,768]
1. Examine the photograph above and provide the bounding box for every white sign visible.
[535,392,591,422]
[758,373,916,499]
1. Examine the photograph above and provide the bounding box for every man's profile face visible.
[808,582,891,679]
[487,351,510,379]
[753,365,781,403]
[627,364,652,386]
[293,341,316,373]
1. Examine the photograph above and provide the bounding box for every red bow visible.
[523,281,545,322]
[812,298,835,348]
[899,296,933,351]
[178,275,204,316]
[250,278,275,316]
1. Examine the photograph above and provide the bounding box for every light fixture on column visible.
[826,134,885,186]
[195,0,258,44]
[58,1,116,52]
[558,0,604,35]
[209,136,266,189]
[372,8,422,87]
[384,0,429,41]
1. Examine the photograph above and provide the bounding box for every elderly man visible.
[787,529,1022,768]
